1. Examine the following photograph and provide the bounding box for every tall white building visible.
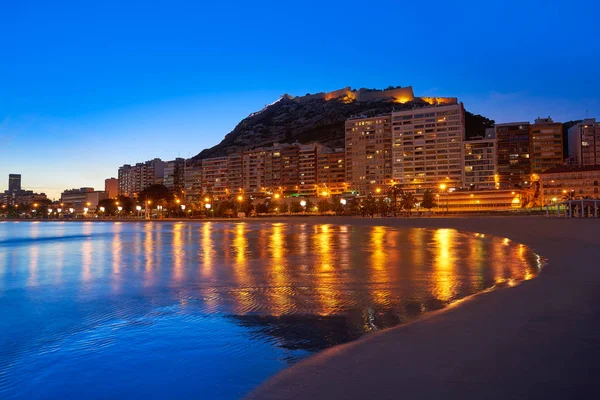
[391,104,465,191]
[118,158,166,196]
[568,118,600,166]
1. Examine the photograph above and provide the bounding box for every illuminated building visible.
[8,174,21,192]
[463,137,497,190]
[391,103,466,191]
[201,156,229,198]
[568,118,600,166]
[345,114,393,194]
[227,152,244,193]
[317,149,346,195]
[539,165,600,205]
[435,189,526,212]
[496,122,531,188]
[242,148,267,194]
[530,117,563,173]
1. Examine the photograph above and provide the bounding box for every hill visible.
[192,94,494,160]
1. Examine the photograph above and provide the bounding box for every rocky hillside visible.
[192,96,494,160]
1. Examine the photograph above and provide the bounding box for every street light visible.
[237,195,243,202]
[300,200,307,213]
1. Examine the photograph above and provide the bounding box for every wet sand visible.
[247,216,600,400]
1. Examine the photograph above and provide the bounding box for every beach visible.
[247,216,600,399]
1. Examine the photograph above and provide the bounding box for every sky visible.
[1,0,599,199]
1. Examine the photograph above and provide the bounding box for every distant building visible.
[391,103,466,191]
[1,174,46,205]
[345,114,393,195]
[8,174,21,192]
[568,118,600,166]
[60,188,108,212]
[117,158,166,196]
[436,189,527,212]
[496,122,531,188]
[530,117,563,173]
[463,137,497,190]
[104,178,118,198]
[539,165,600,205]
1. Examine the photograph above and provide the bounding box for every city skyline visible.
[2,1,599,198]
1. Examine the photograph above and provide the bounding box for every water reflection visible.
[0,222,541,400]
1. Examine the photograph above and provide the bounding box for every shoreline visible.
[240,217,600,399]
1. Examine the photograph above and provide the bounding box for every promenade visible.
[247,216,600,399]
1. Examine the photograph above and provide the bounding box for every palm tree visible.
[563,190,577,201]
[387,184,403,217]
[400,192,417,217]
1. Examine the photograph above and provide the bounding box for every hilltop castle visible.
[291,86,457,105]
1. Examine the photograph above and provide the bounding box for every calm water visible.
[0,221,540,399]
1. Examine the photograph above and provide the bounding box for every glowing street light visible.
[181,205,186,211]
[237,195,244,202]
[57,208,62,213]
[136,205,142,211]
[83,207,88,214]
[340,198,347,205]
[274,193,280,199]
[68,208,74,213]
[99,207,105,213]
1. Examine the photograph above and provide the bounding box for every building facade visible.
[345,114,393,194]
[60,188,108,212]
[104,178,118,198]
[539,165,600,205]
[391,103,465,191]
[568,118,600,166]
[317,149,346,195]
[183,161,203,201]
[496,122,531,188]
[463,138,497,190]
[201,156,229,198]
[118,158,166,196]
[530,117,563,173]
[163,158,186,195]
[8,174,21,192]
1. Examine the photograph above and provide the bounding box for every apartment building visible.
[496,122,531,188]
[345,114,393,194]
[183,161,203,200]
[568,118,600,166]
[242,149,267,194]
[317,149,346,195]
[264,143,300,194]
[530,117,563,173]
[299,144,328,196]
[118,158,166,196]
[163,158,186,194]
[391,103,465,191]
[201,156,229,198]
[463,137,497,190]
[227,153,244,193]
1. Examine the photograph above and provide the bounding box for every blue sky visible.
[1,0,599,199]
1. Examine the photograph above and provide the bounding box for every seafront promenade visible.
[247,216,600,399]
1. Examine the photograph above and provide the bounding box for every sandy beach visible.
[246,216,600,399]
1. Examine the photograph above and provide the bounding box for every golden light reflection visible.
[267,223,292,315]
[144,222,154,273]
[313,224,341,315]
[112,225,122,292]
[432,229,457,302]
[201,223,214,278]
[369,226,389,308]
[172,223,184,283]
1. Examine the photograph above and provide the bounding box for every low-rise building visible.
[539,165,600,205]
[60,188,108,212]
[434,189,527,213]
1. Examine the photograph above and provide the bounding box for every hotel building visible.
[539,165,600,205]
[391,103,465,191]
[530,117,563,173]
[118,158,166,196]
[568,118,600,166]
[345,114,393,194]
[496,122,531,188]
[463,137,497,190]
